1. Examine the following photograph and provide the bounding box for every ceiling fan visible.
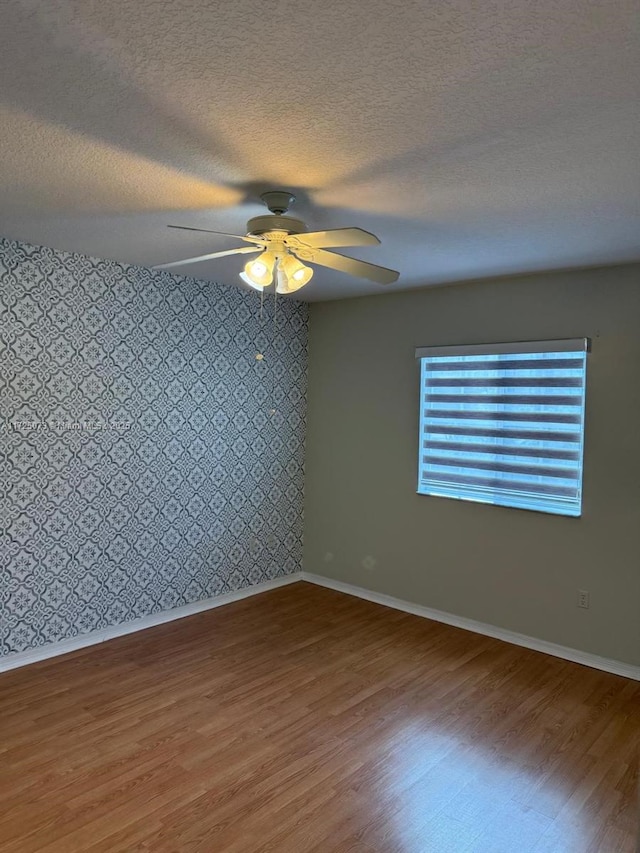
[154,191,399,294]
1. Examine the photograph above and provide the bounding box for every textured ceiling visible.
[0,0,638,300]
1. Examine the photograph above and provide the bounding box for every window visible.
[415,339,588,517]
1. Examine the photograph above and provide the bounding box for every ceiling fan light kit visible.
[244,250,276,287]
[277,254,314,293]
[155,190,400,294]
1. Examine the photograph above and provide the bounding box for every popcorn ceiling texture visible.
[0,237,308,656]
[0,0,638,300]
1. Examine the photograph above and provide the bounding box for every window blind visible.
[416,339,588,516]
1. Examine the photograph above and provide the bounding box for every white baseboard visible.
[300,572,640,681]
[4,571,638,682]
[0,574,301,674]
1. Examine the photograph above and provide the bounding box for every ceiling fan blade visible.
[153,246,260,270]
[295,247,399,285]
[286,227,380,249]
[167,225,265,245]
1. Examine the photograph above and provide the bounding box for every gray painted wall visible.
[304,264,640,666]
[1,238,307,656]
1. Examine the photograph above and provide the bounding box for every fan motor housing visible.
[247,214,307,237]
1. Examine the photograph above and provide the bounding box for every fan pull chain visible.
[267,287,278,419]
[273,286,278,335]
[269,288,276,419]
[254,286,278,420]
[255,287,266,363]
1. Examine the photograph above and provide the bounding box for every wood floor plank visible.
[0,582,637,851]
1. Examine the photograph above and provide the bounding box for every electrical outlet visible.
[578,589,590,609]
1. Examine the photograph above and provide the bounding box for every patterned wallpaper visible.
[0,238,308,656]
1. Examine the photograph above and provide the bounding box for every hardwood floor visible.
[0,582,638,852]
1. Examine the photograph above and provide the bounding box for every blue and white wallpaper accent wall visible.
[0,238,308,656]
